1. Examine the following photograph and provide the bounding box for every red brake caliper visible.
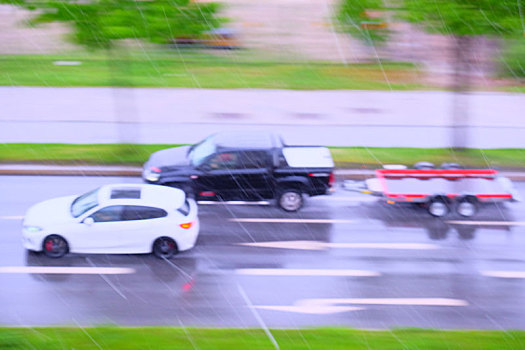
[45,240,54,251]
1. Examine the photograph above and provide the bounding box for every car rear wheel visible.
[278,189,303,212]
[153,237,178,259]
[428,198,450,217]
[42,235,69,258]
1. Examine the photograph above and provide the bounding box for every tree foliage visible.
[338,0,525,42]
[402,0,525,37]
[3,0,223,49]
[337,0,390,44]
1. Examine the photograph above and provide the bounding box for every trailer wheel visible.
[414,161,435,170]
[428,198,449,217]
[457,197,478,217]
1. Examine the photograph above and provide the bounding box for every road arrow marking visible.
[0,266,136,275]
[236,268,380,277]
[230,218,355,224]
[481,271,525,279]
[447,221,525,226]
[256,298,468,315]
[238,240,440,251]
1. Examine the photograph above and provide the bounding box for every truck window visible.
[240,151,269,169]
[208,152,240,170]
[190,137,216,166]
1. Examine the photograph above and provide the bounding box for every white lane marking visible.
[447,221,525,226]
[230,218,355,224]
[256,298,468,315]
[324,197,377,202]
[481,271,525,279]
[0,266,136,275]
[236,268,380,277]
[256,305,363,314]
[0,216,24,220]
[198,201,270,205]
[237,284,280,350]
[238,240,440,251]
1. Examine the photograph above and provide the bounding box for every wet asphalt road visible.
[1,175,525,329]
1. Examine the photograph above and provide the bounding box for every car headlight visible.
[24,226,42,233]
[144,167,161,182]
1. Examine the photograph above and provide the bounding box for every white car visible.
[22,184,199,259]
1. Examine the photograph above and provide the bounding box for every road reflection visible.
[359,200,513,240]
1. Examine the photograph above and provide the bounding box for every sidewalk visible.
[1,88,525,148]
[2,163,525,181]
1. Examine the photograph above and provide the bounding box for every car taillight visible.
[180,222,193,229]
[151,167,161,173]
[328,172,335,187]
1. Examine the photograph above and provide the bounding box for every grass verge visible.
[0,327,524,349]
[1,144,525,169]
[0,54,423,90]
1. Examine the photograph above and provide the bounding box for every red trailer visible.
[360,168,518,217]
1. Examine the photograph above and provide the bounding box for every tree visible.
[337,0,390,45]
[3,0,223,149]
[339,0,525,148]
[402,0,525,148]
[4,0,223,50]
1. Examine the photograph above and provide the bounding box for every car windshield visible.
[71,188,100,218]
[190,137,216,166]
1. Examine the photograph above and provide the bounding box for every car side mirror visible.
[83,217,94,226]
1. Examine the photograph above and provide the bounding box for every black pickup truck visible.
[142,131,334,211]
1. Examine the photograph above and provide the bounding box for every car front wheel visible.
[153,237,178,259]
[42,235,69,258]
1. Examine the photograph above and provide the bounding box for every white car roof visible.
[97,184,186,209]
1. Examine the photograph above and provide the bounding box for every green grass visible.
[0,54,424,90]
[2,143,525,169]
[0,327,524,349]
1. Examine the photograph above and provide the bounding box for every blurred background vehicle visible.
[172,28,241,50]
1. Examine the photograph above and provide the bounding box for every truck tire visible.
[278,189,303,212]
[428,198,450,217]
[456,197,478,217]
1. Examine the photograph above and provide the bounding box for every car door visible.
[233,150,273,200]
[68,205,126,253]
[119,205,168,252]
[193,151,242,201]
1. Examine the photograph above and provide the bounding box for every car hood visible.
[146,146,192,169]
[24,195,77,227]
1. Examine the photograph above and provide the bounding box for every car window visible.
[71,187,100,218]
[122,206,167,221]
[239,150,269,169]
[207,152,240,170]
[90,205,124,223]
[177,200,191,216]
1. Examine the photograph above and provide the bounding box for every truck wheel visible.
[457,198,478,217]
[278,190,303,212]
[428,198,449,217]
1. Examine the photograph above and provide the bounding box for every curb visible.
[1,165,525,181]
